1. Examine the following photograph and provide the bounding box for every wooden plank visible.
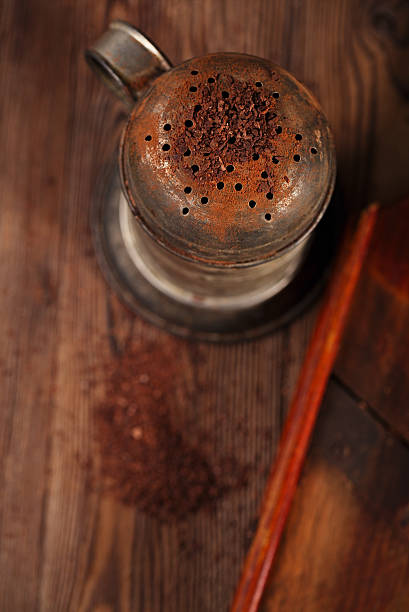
[0,1,408,611]
[336,198,409,442]
[261,379,409,612]
[0,2,77,610]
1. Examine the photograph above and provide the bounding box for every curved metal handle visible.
[85,20,171,109]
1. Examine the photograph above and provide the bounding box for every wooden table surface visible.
[1,1,408,611]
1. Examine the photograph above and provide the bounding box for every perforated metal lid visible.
[120,53,335,266]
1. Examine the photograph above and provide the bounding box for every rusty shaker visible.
[86,21,336,339]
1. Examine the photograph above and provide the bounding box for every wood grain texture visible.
[261,381,409,612]
[335,197,409,442]
[0,0,408,611]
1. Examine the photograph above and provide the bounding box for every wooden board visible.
[261,380,409,612]
[336,198,409,442]
[260,198,409,611]
[0,1,408,611]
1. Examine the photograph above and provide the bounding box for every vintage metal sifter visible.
[86,21,336,340]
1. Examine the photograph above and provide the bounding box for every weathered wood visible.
[0,0,408,611]
[261,380,409,612]
[336,198,409,442]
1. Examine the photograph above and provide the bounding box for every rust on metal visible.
[169,72,298,242]
[85,20,171,108]
[120,53,336,266]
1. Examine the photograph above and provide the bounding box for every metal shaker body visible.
[87,20,336,327]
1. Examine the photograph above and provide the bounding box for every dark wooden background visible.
[1,1,408,611]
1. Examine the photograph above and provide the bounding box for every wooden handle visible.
[230,203,380,612]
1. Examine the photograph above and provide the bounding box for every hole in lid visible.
[265,213,272,221]
[228,136,236,144]
[182,207,189,215]
[162,143,170,151]
[194,104,202,112]
[275,126,282,134]
[191,70,199,75]
[185,119,193,127]
[261,171,268,178]
[184,149,191,156]
[255,81,263,87]
[273,92,280,98]
[189,86,197,92]
[201,196,208,204]
[235,183,243,191]
[191,164,199,173]
[295,133,302,140]
[203,152,210,156]
[145,135,152,141]
[249,200,256,208]
[311,147,318,154]
[184,186,192,193]
[163,123,171,131]
[208,77,215,83]
[217,182,224,190]
[272,156,279,164]
[222,91,229,98]
[252,153,259,160]
[226,164,234,172]
[266,192,274,200]
[293,154,301,162]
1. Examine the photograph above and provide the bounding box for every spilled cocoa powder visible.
[95,343,248,522]
[172,74,281,194]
